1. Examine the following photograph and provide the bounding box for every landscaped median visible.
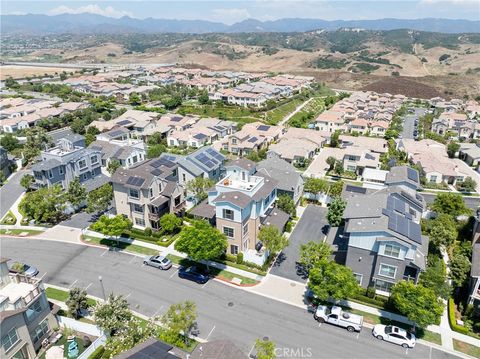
[453,339,480,358]
[0,227,45,236]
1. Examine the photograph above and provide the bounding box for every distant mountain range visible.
[2,14,479,35]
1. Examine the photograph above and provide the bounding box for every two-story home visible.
[111,158,185,230]
[0,258,58,359]
[31,136,105,192]
[341,167,428,295]
[223,122,284,156]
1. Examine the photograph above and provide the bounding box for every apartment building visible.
[112,158,185,230]
[0,258,58,359]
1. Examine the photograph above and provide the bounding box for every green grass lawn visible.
[264,98,304,125]
[0,210,17,225]
[288,97,325,128]
[82,235,158,256]
[453,339,480,358]
[45,287,96,307]
[0,228,44,236]
[38,335,87,359]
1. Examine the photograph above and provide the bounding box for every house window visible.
[232,138,237,144]
[182,174,186,182]
[82,173,88,180]
[135,218,146,227]
[430,175,437,182]
[91,155,98,164]
[132,155,138,163]
[223,209,234,220]
[173,169,177,177]
[243,222,249,236]
[384,244,401,258]
[32,319,49,343]
[132,203,143,213]
[223,226,234,238]
[174,195,181,207]
[25,297,45,323]
[149,188,153,198]
[2,328,19,352]
[48,170,53,179]
[374,279,395,293]
[230,245,239,255]
[129,188,140,199]
[379,264,397,278]
[78,159,87,170]
[353,273,363,286]
[347,155,357,161]
[59,167,64,175]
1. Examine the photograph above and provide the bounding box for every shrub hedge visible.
[88,346,105,359]
[448,298,470,335]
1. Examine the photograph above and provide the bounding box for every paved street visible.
[0,169,28,220]
[1,238,462,359]
[422,192,480,209]
[270,205,329,282]
[401,108,426,139]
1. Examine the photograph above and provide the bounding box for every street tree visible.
[66,178,87,208]
[326,156,337,171]
[308,259,359,301]
[449,251,471,288]
[419,255,451,299]
[304,178,329,195]
[20,174,34,190]
[431,193,471,218]
[91,215,132,244]
[0,133,20,152]
[427,213,458,248]
[299,241,332,273]
[66,287,89,319]
[330,130,340,148]
[390,281,443,328]
[93,294,132,335]
[186,177,214,202]
[147,143,166,159]
[254,338,276,359]
[174,220,227,267]
[258,225,288,254]
[276,194,296,217]
[86,183,113,214]
[327,197,346,227]
[329,180,344,197]
[106,317,157,357]
[19,185,66,224]
[85,126,100,146]
[160,213,182,234]
[107,159,121,175]
[160,301,197,347]
[23,127,52,163]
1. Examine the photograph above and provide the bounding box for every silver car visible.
[8,261,39,277]
[143,255,172,270]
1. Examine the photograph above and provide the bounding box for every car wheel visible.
[401,344,409,349]
[317,317,325,323]
[347,326,355,333]
[376,335,383,341]
[143,261,148,265]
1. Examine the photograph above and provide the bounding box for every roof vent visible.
[234,195,238,199]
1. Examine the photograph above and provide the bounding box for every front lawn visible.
[45,287,97,307]
[0,210,17,225]
[0,228,44,236]
[453,339,480,358]
[82,235,158,256]
[264,98,304,125]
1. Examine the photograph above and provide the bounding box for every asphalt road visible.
[0,169,27,220]
[401,108,426,140]
[421,192,480,210]
[270,205,329,282]
[1,238,461,359]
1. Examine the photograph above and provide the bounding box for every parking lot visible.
[270,205,329,282]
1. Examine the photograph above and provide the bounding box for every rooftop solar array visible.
[383,208,422,244]
[193,133,207,140]
[162,155,177,162]
[248,136,258,143]
[407,167,419,183]
[126,176,145,187]
[107,130,125,138]
[345,185,366,194]
[151,168,163,176]
[151,158,175,168]
[171,117,182,122]
[257,125,270,131]
[117,120,132,126]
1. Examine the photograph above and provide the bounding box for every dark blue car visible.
[178,266,209,284]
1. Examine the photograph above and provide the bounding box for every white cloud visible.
[211,8,251,24]
[49,4,133,18]
[419,0,479,5]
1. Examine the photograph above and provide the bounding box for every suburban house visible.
[0,147,14,180]
[30,135,107,192]
[340,167,428,295]
[468,217,480,312]
[223,122,284,156]
[257,154,304,204]
[458,143,480,167]
[111,158,185,230]
[0,257,58,358]
[315,111,346,132]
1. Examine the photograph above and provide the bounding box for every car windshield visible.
[385,326,392,334]
[161,258,169,264]
[406,332,412,340]
[324,307,331,315]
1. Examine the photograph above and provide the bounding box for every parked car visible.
[178,266,209,284]
[372,324,416,348]
[314,305,363,332]
[8,261,39,277]
[143,255,172,270]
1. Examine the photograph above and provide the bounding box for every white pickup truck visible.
[314,305,363,332]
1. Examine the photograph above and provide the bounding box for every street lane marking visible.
[318,323,322,328]
[125,293,131,299]
[152,305,164,318]
[169,269,179,278]
[100,249,109,257]
[84,282,93,291]
[128,256,136,263]
[201,281,209,289]
[429,346,432,359]
[356,332,360,340]
[206,325,215,340]
[69,279,78,289]
[247,343,255,358]
[405,348,408,355]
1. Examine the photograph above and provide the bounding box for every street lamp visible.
[98,275,106,302]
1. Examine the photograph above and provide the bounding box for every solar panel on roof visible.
[394,197,405,214]
[204,160,215,168]
[257,125,270,131]
[407,167,419,182]
[171,117,182,122]
[206,148,218,156]
[108,130,124,138]
[345,185,366,194]
[193,133,207,140]
[117,120,132,126]
[126,176,145,187]
[248,136,258,143]
[151,168,163,176]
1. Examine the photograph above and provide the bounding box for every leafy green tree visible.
[333,161,344,175]
[160,301,197,347]
[254,338,276,359]
[107,159,121,175]
[20,174,34,190]
[0,133,20,152]
[326,156,337,170]
[198,91,210,105]
[258,225,288,254]
[449,251,471,288]
[5,77,20,89]
[447,142,460,158]
[106,317,157,356]
[66,287,89,319]
[19,185,66,224]
[328,180,344,197]
[66,178,87,208]
[91,215,132,244]
[85,126,100,146]
[330,130,340,148]
[427,214,458,248]
[276,194,296,217]
[59,72,67,81]
[175,220,227,267]
[419,255,451,299]
[327,197,346,226]
[160,213,182,234]
[299,241,331,273]
[390,281,443,328]
[308,259,359,301]
[147,144,166,159]
[457,177,477,192]
[129,93,142,106]
[431,193,471,218]
[186,177,214,202]
[23,127,52,163]
[304,178,329,195]
[93,294,132,335]
[87,183,113,214]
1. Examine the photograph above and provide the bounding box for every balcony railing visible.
[148,212,160,221]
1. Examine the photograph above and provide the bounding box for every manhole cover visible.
[227,302,234,307]
[290,282,296,287]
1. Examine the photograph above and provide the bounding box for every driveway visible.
[402,108,426,139]
[0,169,28,220]
[270,205,329,282]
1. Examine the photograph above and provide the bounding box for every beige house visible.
[0,258,58,359]
[223,122,284,156]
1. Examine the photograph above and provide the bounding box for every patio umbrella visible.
[45,346,64,359]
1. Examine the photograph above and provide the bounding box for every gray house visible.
[31,136,106,192]
[257,155,304,204]
[0,147,14,180]
[341,166,428,295]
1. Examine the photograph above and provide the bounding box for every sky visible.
[2,1,480,24]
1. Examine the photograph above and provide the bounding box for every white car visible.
[372,324,416,348]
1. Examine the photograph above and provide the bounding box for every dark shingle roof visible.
[213,191,252,208]
[225,158,256,171]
